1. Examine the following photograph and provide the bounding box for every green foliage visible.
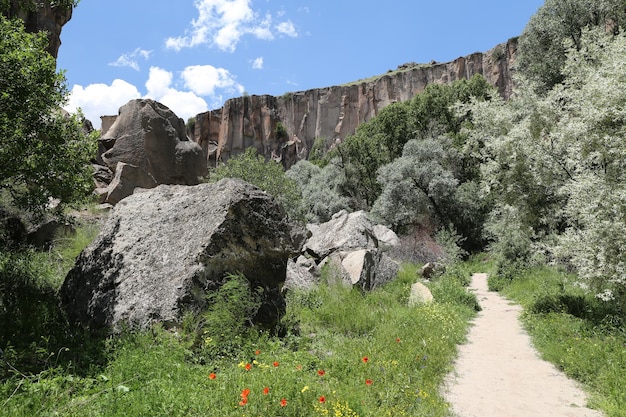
[336,74,494,211]
[1,220,103,380]
[209,147,304,221]
[187,273,263,362]
[275,122,288,141]
[0,15,95,216]
[286,160,350,223]
[469,29,626,307]
[517,0,626,92]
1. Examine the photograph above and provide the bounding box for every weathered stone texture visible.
[192,39,518,168]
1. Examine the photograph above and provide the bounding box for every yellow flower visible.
[301,385,309,393]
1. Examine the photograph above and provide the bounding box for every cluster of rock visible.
[59,184,409,331]
[285,210,400,292]
[93,99,207,205]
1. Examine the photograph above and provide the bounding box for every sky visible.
[58,0,546,129]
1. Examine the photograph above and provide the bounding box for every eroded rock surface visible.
[61,179,294,331]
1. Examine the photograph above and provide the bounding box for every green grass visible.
[495,266,626,417]
[1,227,481,417]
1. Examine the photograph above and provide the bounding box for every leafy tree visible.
[286,159,350,223]
[517,0,626,92]
[0,14,94,216]
[209,147,304,221]
[470,29,626,308]
[336,75,494,209]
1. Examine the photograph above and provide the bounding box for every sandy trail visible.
[443,273,603,417]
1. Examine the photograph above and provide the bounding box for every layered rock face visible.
[193,39,518,168]
[95,99,207,204]
[61,179,295,331]
[2,0,72,58]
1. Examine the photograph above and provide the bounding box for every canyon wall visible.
[2,0,73,59]
[193,38,518,168]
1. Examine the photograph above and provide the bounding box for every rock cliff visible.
[2,0,72,59]
[193,38,518,168]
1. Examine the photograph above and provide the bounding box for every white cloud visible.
[109,48,152,71]
[166,0,294,52]
[252,57,263,70]
[181,65,244,96]
[144,66,209,122]
[65,79,142,128]
[276,20,297,37]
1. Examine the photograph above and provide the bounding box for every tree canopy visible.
[0,14,94,216]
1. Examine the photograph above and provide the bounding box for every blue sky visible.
[58,0,545,129]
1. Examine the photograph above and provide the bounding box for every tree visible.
[517,0,626,93]
[209,147,304,221]
[286,159,350,223]
[0,14,94,216]
[470,28,626,308]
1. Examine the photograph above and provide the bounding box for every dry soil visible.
[443,273,604,417]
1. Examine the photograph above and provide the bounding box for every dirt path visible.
[443,273,603,417]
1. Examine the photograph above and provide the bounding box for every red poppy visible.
[245,363,252,371]
[317,369,325,376]
[361,356,369,363]
[263,387,270,395]
[208,373,216,380]
[396,338,401,343]
[273,361,280,367]
[255,349,261,355]
[319,396,326,404]
[365,379,373,386]
[280,398,287,407]
[239,398,248,406]
[241,388,251,398]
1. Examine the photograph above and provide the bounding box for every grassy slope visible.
[1,227,481,417]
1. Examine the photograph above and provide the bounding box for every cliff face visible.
[193,38,518,168]
[3,0,72,58]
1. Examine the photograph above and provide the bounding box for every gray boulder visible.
[408,282,434,306]
[303,210,378,259]
[96,99,207,203]
[341,249,399,291]
[284,256,319,292]
[60,178,294,331]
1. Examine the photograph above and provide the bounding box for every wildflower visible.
[245,363,252,371]
[319,396,326,404]
[208,373,216,380]
[255,349,261,355]
[241,388,251,398]
[263,387,270,395]
[396,338,401,343]
[361,356,369,363]
[365,379,373,386]
[295,365,302,370]
[317,369,326,376]
[301,386,309,393]
[280,398,287,407]
[253,359,259,365]
[273,361,280,367]
[239,398,248,406]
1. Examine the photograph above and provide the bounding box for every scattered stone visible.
[408,282,434,306]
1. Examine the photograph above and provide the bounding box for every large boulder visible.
[341,249,399,291]
[96,99,207,204]
[60,178,294,331]
[303,210,380,259]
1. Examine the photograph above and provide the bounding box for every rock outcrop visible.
[284,210,400,292]
[2,0,73,59]
[94,99,207,204]
[60,179,295,331]
[192,39,518,168]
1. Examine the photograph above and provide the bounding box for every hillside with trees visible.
[2,0,626,415]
